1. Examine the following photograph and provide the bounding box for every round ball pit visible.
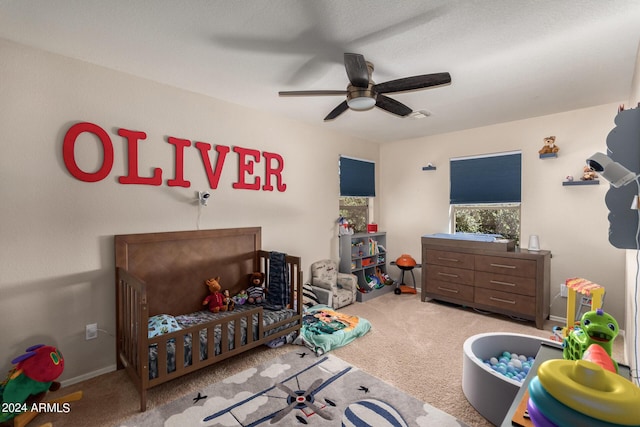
[462,332,555,426]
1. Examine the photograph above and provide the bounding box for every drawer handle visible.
[437,286,459,294]
[438,257,460,263]
[490,296,516,305]
[437,272,459,278]
[490,263,516,269]
[490,280,516,287]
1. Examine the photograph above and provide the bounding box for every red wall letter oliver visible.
[167,136,191,187]
[62,122,114,182]
[117,128,162,185]
[232,146,261,190]
[262,151,287,192]
[194,142,230,189]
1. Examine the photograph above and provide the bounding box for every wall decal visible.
[62,122,287,192]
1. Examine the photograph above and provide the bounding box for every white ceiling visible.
[2,0,640,143]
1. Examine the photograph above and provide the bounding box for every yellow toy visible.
[561,277,605,337]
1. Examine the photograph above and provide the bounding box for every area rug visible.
[117,350,470,427]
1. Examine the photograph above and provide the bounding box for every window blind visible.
[339,156,376,197]
[450,151,521,204]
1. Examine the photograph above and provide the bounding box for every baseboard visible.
[549,315,565,323]
[61,364,117,387]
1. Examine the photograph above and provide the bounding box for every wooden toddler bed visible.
[115,227,302,411]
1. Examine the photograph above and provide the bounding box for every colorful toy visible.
[527,356,640,427]
[202,277,226,312]
[562,308,619,372]
[233,289,248,305]
[0,344,64,422]
[559,277,606,338]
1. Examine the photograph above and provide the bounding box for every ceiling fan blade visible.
[279,90,347,97]
[375,95,412,117]
[344,53,370,88]
[324,101,349,121]
[374,72,451,94]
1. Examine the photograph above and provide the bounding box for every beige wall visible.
[378,104,627,328]
[0,39,376,382]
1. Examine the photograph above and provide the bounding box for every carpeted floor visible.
[34,292,625,427]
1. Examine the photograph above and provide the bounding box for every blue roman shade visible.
[339,156,376,197]
[450,151,521,204]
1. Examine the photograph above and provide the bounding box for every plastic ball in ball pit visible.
[483,350,535,383]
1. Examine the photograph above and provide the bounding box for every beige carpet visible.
[35,292,624,427]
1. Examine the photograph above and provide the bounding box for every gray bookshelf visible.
[339,231,394,302]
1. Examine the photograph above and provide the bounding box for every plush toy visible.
[246,272,266,304]
[233,289,248,306]
[0,344,64,422]
[538,136,559,155]
[223,289,235,311]
[581,165,598,181]
[202,277,226,313]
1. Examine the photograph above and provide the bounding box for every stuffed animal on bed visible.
[222,289,235,311]
[203,277,226,313]
[246,272,266,304]
[233,289,248,305]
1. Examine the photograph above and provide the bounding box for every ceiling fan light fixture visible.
[347,96,376,111]
[346,88,376,111]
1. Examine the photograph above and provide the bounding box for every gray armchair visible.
[309,259,357,309]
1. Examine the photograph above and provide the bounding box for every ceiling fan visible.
[278,53,451,121]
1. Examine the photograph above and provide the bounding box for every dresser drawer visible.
[475,255,536,278]
[475,271,536,296]
[474,288,535,316]
[426,249,474,269]
[426,264,474,286]
[425,279,474,303]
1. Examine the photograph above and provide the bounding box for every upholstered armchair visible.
[309,259,358,309]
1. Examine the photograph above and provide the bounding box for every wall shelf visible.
[562,180,599,186]
[422,166,436,171]
[539,153,558,159]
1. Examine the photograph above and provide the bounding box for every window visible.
[340,197,369,233]
[450,152,522,244]
[339,156,375,233]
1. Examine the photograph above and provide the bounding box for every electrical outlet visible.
[86,323,98,340]
[560,283,568,298]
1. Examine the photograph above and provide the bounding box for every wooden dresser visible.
[421,237,550,329]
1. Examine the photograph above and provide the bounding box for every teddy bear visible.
[202,277,227,313]
[581,165,598,181]
[538,136,559,155]
[246,272,266,304]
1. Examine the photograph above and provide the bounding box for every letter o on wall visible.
[63,122,114,182]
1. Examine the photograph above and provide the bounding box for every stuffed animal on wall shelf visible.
[246,272,266,304]
[538,136,559,155]
[581,165,598,181]
[202,277,226,313]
